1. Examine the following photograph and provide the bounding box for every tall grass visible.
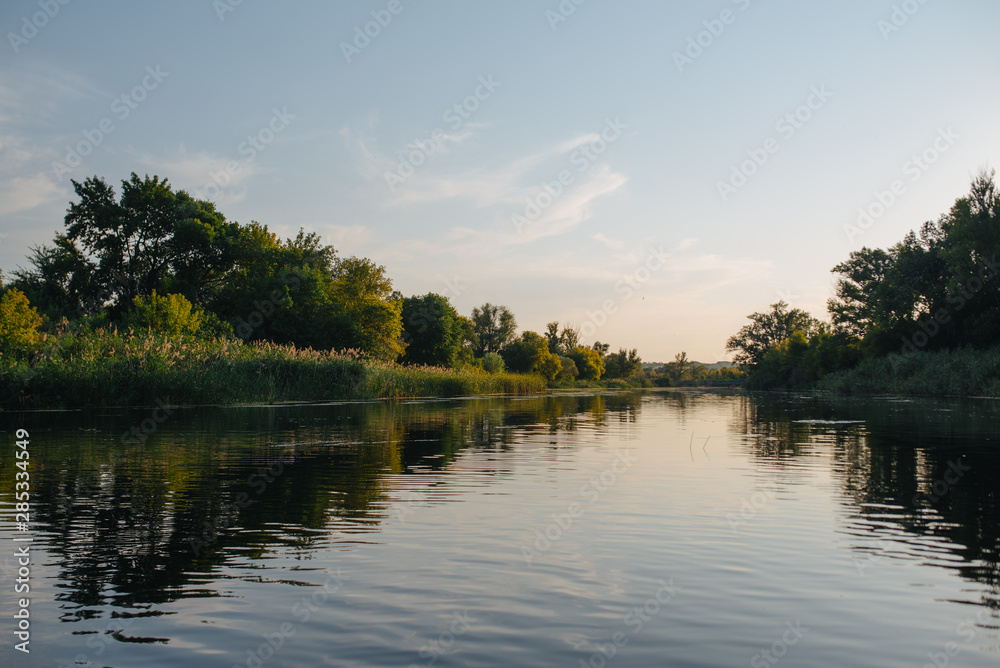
[0,327,546,409]
[817,345,1000,397]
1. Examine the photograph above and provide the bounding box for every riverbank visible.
[0,328,546,410]
[816,345,1000,397]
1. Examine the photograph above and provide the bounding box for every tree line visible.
[726,169,1000,388]
[0,173,646,383]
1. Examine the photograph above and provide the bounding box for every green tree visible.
[502,331,563,380]
[556,355,579,381]
[124,291,203,336]
[828,247,895,338]
[0,288,43,358]
[726,301,820,368]
[400,293,464,367]
[603,348,642,379]
[331,257,405,361]
[58,173,239,314]
[558,326,580,354]
[545,321,561,353]
[938,169,1000,346]
[471,303,516,356]
[567,345,605,381]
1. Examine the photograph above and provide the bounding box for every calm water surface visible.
[1,390,998,667]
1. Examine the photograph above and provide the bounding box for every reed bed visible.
[817,345,1000,397]
[0,328,547,409]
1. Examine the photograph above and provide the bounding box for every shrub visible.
[0,288,43,359]
[124,291,203,336]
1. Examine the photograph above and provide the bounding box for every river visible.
[1,390,997,667]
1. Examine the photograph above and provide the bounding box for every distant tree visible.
[556,355,579,381]
[400,293,464,367]
[567,345,604,381]
[726,301,820,367]
[502,331,563,380]
[592,341,610,356]
[603,348,642,379]
[558,326,580,354]
[471,303,516,356]
[545,321,561,353]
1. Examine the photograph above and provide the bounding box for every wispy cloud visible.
[593,233,626,250]
[0,173,65,216]
[131,145,263,205]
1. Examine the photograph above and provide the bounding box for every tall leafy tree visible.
[603,348,642,379]
[567,346,604,381]
[16,173,241,318]
[502,331,562,379]
[726,301,820,367]
[400,293,464,367]
[331,257,405,361]
[471,303,516,356]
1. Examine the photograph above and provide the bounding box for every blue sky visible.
[2,0,999,362]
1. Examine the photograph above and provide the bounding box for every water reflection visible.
[729,393,1000,614]
[0,390,997,666]
[1,394,640,614]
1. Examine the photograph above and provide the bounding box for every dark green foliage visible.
[726,301,821,367]
[602,348,642,379]
[0,327,545,409]
[400,293,465,367]
[735,169,1000,393]
[501,331,562,379]
[471,303,516,356]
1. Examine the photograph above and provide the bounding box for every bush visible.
[482,352,505,374]
[124,291,203,336]
[0,288,43,359]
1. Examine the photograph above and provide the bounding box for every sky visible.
[2,0,999,363]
